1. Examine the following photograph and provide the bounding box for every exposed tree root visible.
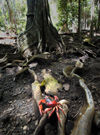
[30,69,69,135]
[23,53,51,66]
[33,114,48,135]
[63,60,95,135]
[71,78,95,135]
[15,67,29,76]
[1,63,17,70]
[0,54,7,64]
[58,100,69,135]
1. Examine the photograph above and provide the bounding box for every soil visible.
[0,33,100,135]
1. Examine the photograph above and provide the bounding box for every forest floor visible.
[0,32,100,135]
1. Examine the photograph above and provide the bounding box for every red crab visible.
[38,95,65,122]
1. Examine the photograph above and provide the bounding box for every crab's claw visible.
[38,99,45,115]
[38,104,43,115]
[54,96,59,101]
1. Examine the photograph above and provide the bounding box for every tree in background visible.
[5,0,17,32]
[57,0,69,32]
[57,0,99,35]
[77,0,81,37]
[0,0,27,33]
[90,0,95,38]
[97,0,100,31]
[0,0,100,36]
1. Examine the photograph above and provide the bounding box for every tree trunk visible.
[90,0,94,38]
[83,0,87,30]
[20,0,64,58]
[5,0,13,25]
[12,0,17,33]
[98,0,100,31]
[5,0,16,31]
[77,0,81,38]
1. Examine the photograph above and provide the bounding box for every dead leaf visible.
[63,83,70,91]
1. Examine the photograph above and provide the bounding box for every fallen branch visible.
[0,36,17,39]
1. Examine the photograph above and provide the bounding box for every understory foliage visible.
[56,0,100,32]
[0,0,100,33]
[57,0,79,31]
[0,0,27,33]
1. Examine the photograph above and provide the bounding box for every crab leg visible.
[44,107,52,113]
[58,105,66,116]
[56,106,61,123]
[49,107,56,117]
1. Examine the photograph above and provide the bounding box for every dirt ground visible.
[0,33,100,135]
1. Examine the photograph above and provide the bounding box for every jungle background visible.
[0,0,100,135]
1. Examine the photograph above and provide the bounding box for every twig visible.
[15,67,28,76]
